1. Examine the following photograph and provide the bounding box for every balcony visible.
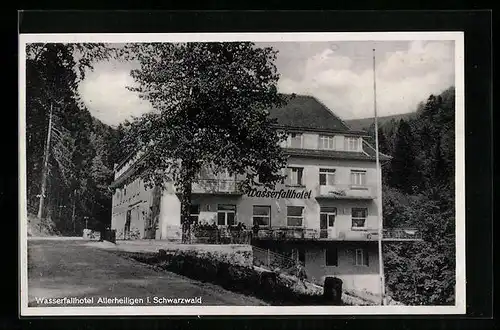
[190,179,243,195]
[315,184,376,200]
[382,228,423,241]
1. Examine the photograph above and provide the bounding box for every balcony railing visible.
[383,228,423,241]
[254,228,379,241]
[254,227,320,240]
[192,226,252,244]
[190,179,242,195]
[189,227,422,243]
[315,184,376,200]
[253,227,422,242]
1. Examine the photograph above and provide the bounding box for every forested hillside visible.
[345,112,416,132]
[370,87,456,305]
[26,43,118,235]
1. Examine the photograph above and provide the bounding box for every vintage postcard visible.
[19,32,465,316]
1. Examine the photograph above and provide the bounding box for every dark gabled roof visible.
[268,94,353,132]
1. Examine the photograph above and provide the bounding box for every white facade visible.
[111,129,385,294]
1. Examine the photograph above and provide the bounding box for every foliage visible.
[380,87,456,305]
[26,43,118,235]
[119,42,289,243]
[388,119,421,194]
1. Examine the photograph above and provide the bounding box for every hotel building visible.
[110,95,416,295]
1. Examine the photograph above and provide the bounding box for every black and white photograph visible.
[19,32,465,315]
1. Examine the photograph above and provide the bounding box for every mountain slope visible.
[345,113,417,131]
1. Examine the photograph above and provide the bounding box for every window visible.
[350,170,367,187]
[189,204,200,224]
[352,208,368,229]
[345,136,360,151]
[217,204,236,226]
[287,206,304,227]
[355,248,369,266]
[326,247,338,266]
[287,133,303,148]
[319,168,336,186]
[287,167,304,186]
[319,135,335,150]
[253,205,271,227]
[320,207,337,227]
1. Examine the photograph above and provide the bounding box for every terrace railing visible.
[191,226,423,243]
[192,227,252,244]
[255,227,320,240]
[382,228,423,241]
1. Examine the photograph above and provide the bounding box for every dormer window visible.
[286,133,303,148]
[345,136,361,152]
[319,135,336,150]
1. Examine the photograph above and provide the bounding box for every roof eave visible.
[272,124,369,136]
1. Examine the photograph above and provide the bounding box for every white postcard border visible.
[18,31,466,316]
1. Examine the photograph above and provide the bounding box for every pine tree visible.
[432,137,448,185]
[383,87,456,305]
[377,127,389,155]
[26,43,117,234]
[388,119,420,194]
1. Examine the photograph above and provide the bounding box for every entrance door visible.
[320,207,337,239]
[125,209,131,239]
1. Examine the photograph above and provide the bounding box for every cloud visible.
[277,40,455,119]
[78,63,152,126]
[78,41,455,125]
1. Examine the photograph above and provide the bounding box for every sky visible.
[78,40,455,127]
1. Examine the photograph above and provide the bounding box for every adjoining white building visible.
[110,95,421,294]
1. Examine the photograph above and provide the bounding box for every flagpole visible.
[373,48,386,305]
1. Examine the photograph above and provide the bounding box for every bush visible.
[27,213,59,237]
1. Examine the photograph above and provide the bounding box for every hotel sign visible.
[246,188,312,199]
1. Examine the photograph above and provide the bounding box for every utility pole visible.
[373,48,386,306]
[72,189,77,234]
[37,104,53,219]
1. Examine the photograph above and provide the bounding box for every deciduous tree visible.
[120,42,289,243]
